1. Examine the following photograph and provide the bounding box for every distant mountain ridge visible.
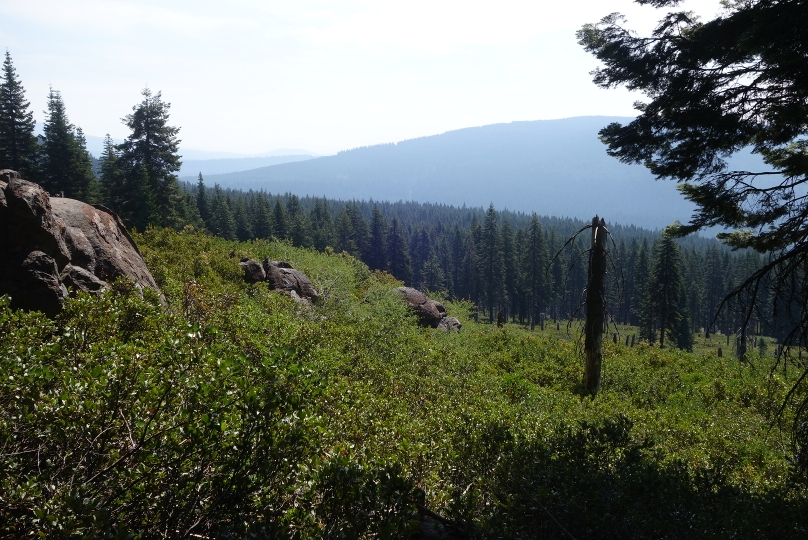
[178,155,314,177]
[180,116,772,230]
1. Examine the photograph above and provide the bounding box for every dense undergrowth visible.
[2,227,808,538]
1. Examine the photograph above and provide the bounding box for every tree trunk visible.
[583,216,608,395]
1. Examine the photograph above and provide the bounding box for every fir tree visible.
[40,88,96,200]
[209,184,236,240]
[196,173,210,228]
[647,237,685,348]
[273,197,288,239]
[421,246,446,292]
[387,216,412,284]
[233,197,253,241]
[253,192,274,239]
[0,50,38,178]
[117,88,182,228]
[346,202,369,256]
[335,207,358,255]
[480,204,505,322]
[286,195,310,247]
[99,134,125,212]
[523,214,548,330]
[309,198,333,250]
[366,206,388,271]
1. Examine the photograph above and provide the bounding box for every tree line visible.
[188,178,774,351]
[0,51,198,232]
[0,49,775,350]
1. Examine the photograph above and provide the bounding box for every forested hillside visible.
[187,178,776,349]
[183,116,772,230]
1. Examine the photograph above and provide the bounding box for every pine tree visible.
[253,192,274,239]
[461,231,480,307]
[117,88,182,228]
[501,219,519,321]
[387,216,412,284]
[523,214,548,330]
[196,173,210,228]
[99,134,125,212]
[40,88,96,200]
[0,50,38,178]
[286,195,310,247]
[335,207,358,255]
[209,184,236,240]
[346,202,369,256]
[72,128,99,202]
[273,197,288,239]
[366,206,388,271]
[670,281,695,352]
[647,237,685,348]
[479,204,505,322]
[421,246,446,292]
[310,198,333,251]
[233,197,253,241]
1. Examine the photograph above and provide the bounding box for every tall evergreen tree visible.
[387,216,412,284]
[648,237,685,348]
[479,204,505,322]
[461,231,480,307]
[117,88,182,229]
[366,206,388,271]
[196,173,210,228]
[253,192,274,239]
[233,197,253,241]
[501,219,519,321]
[40,88,96,200]
[335,207,358,256]
[421,246,446,292]
[523,214,548,330]
[346,202,369,256]
[273,197,289,239]
[286,195,310,247]
[99,134,125,212]
[0,50,38,178]
[310,198,333,251]
[209,184,236,240]
[670,281,695,352]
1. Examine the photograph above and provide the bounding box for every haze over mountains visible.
[178,116,769,231]
[79,134,318,177]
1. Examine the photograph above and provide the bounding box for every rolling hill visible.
[178,116,769,230]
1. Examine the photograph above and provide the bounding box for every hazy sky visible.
[1,0,723,155]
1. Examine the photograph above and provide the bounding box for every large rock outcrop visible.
[395,287,461,331]
[0,171,162,315]
[239,257,319,303]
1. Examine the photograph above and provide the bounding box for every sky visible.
[1,0,724,156]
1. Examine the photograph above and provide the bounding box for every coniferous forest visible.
[0,48,790,350]
[4,9,808,535]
